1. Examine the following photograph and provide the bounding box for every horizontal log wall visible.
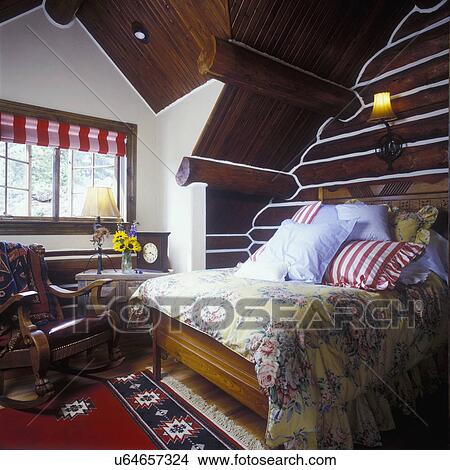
[206,1,449,269]
[206,188,269,269]
[293,2,448,186]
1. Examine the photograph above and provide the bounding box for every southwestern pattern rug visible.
[0,371,244,450]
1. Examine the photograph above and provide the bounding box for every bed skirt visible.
[283,349,447,450]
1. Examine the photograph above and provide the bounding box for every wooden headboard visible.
[321,177,448,238]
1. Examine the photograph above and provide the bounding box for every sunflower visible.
[113,241,127,253]
[125,236,142,253]
[113,230,128,243]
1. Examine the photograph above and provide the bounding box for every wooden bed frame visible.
[151,308,269,418]
[151,178,448,420]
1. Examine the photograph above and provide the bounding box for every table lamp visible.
[82,187,121,274]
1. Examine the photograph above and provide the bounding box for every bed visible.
[131,267,447,449]
[131,180,448,449]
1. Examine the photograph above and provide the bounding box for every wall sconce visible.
[368,92,404,171]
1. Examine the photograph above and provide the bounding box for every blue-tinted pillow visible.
[256,219,355,283]
[312,204,338,225]
[336,204,391,241]
[400,230,448,284]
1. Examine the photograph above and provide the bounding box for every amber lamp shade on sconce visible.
[368,92,404,171]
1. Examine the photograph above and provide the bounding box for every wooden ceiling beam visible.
[44,0,84,26]
[198,36,356,116]
[170,0,231,51]
[176,157,298,199]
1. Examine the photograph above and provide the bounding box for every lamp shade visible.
[81,187,120,218]
[368,92,397,122]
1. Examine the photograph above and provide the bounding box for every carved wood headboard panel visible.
[321,177,448,238]
[321,178,448,208]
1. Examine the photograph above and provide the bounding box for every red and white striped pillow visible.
[249,243,266,262]
[250,201,322,261]
[291,201,322,224]
[325,240,424,291]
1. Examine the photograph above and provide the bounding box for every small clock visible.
[143,242,158,264]
[136,232,170,272]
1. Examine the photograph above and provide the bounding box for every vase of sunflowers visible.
[113,223,142,273]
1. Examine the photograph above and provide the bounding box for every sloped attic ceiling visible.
[194,0,419,170]
[77,0,231,113]
[0,0,41,22]
[3,0,437,171]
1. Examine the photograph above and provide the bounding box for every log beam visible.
[198,36,356,115]
[176,157,298,199]
[44,0,84,26]
[297,142,448,186]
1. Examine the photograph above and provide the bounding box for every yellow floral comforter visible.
[131,268,447,449]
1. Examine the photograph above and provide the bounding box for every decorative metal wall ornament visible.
[375,120,405,171]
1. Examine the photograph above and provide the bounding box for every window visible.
[61,149,119,217]
[0,99,136,235]
[0,142,119,218]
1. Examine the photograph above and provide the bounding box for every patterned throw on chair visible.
[0,242,54,356]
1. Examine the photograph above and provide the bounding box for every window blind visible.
[0,112,127,157]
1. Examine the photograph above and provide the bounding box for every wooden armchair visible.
[0,244,123,409]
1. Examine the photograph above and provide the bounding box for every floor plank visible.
[3,332,447,449]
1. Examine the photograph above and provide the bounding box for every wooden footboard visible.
[151,308,269,419]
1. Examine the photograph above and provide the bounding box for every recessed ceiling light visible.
[132,22,149,43]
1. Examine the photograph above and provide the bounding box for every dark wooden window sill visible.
[0,218,121,235]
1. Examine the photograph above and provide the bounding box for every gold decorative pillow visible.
[345,199,363,204]
[390,205,438,245]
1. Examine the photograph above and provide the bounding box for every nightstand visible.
[75,269,171,330]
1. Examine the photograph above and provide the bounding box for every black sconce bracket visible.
[375,120,404,171]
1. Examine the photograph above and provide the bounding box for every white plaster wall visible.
[0,7,222,271]
[155,80,224,272]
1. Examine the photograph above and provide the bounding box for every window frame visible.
[0,143,32,216]
[0,99,137,235]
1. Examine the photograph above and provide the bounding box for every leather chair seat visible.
[16,313,111,350]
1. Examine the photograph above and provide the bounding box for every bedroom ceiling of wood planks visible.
[0,0,41,23]
[76,0,231,113]
[195,0,420,170]
[3,0,443,170]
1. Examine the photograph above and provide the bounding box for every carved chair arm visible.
[0,291,38,316]
[16,305,51,352]
[0,291,40,345]
[48,279,113,304]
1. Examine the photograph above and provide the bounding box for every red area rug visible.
[0,371,243,450]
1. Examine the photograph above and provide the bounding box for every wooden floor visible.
[105,332,268,441]
[3,332,448,449]
[2,332,267,442]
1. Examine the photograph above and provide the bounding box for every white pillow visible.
[235,260,288,282]
[253,219,355,283]
[336,204,391,241]
[399,230,448,284]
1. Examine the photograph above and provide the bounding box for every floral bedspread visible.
[131,268,447,449]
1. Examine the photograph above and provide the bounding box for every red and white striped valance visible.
[0,112,127,157]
